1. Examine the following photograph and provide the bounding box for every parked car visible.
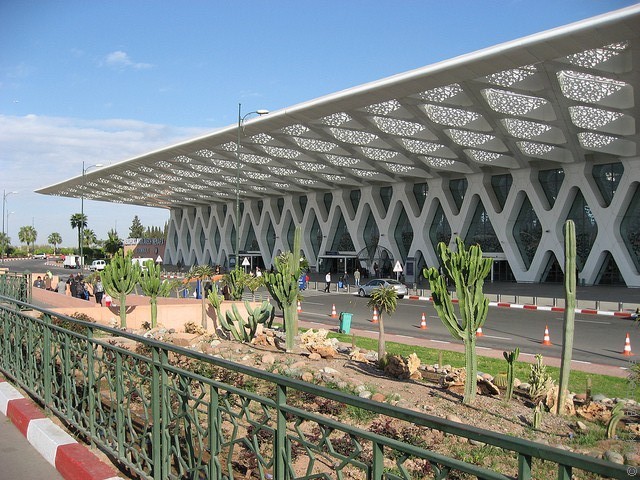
[358,278,408,299]
[89,259,107,271]
[33,253,47,260]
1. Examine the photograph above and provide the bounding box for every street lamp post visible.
[235,103,268,269]
[80,162,103,270]
[2,190,18,260]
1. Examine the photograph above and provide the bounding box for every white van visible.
[89,259,106,271]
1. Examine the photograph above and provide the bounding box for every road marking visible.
[476,346,491,350]
[482,334,512,340]
[519,352,535,356]
[430,340,450,344]
[571,360,591,364]
[575,319,610,325]
[394,335,413,339]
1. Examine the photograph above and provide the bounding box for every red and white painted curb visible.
[0,377,124,480]
[405,295,634,317]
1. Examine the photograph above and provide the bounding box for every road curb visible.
[0,377,124,480]
[405,294,634,317]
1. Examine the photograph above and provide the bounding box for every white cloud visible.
[0,114,209,247]
[103,50,153,70]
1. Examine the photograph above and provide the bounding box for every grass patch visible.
[326,332,638,401]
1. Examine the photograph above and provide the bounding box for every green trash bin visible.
[339,312,352,334]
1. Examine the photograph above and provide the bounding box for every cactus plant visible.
[606,402,625,439]
[101,249,141,328]
[223,267,247,301]
[186,265,217,330]
[503,347,520,401]
[533,404,543,429]
[423,237,492,405]
[138,260,172,328]
[264,226,303,351]
[218,300,275,342]
[557,220,576,415]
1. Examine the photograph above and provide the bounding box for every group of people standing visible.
[63,273,105,305]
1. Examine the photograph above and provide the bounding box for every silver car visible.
[358,279,408,299]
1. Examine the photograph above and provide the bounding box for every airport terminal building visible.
[37,6,640,287]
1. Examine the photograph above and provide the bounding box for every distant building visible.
[123,238,166,263]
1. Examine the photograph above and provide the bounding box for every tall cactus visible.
[102,249,141,328]
[503,347,520,401]
[265,226,302,351]
[424,237,492,405]
[138,260,172,328]
[557,219,576,415]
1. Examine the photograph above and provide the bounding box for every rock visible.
[385,354,412,379]
[358,390,372,399]
[371,393,386,402]
[576,402,611,423]
[308,353,321,361]
[446,414,462,423]
[517,382,530,392]
[576,421,588,432]
[261,353,275,365]
[604,450,624,464]
[468,439,485,446]
[574,393,588,402]
[513,378,521,388]
[481,373,493,382]
[320,367,340,375]
[301,372,314,383]
[477,377,500,396]
[290,361,307,370]
[592,393,607,403]
[624,452,640,466]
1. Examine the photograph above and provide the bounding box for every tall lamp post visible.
[235,103,268,269]
[80,162,103,270]
[2,190,18,260]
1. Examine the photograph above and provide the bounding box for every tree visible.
[423,237,492,405]
[48,232,62,254]
[139,260,172,328]
[144,225,166,239]
[129,215,144,239]
[83,228,97,247]
[557,220,576,415]
[0,232,10,257]
[366,285,398,366]
[104,229,123,256]
[186,264,216,330]
[18,226,37,254]
[70,213,87,252]
[102,249,141,328]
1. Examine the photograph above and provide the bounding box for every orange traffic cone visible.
[623,333,634,356]
[476,326,484,337]
[371,307,379,323]
[297,300,302,313]
[331,304,337,318]
[542,325,552,346]
[420,313,427,330]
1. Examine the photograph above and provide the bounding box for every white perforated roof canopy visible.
[36,5,640,208]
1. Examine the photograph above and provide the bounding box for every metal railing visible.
[0,294,629,479]
[0,270,31,304]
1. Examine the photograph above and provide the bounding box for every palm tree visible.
[18,225,37,255]
[70,213,87,253]
[0,232,10,257]
[104,229,123,257]
[139,260,172,328]
[48,232,62,254]
[186,265,217,330]
[366,285,398,366]
[83,228,97,247]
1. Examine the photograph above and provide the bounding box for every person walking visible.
[94,276,104,306]
[354,269,361,287]
[324,271,331,293]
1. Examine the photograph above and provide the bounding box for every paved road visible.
[0,414,64,479]
[296,289,638,370]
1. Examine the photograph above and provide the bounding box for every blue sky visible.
[0,0,635,248]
